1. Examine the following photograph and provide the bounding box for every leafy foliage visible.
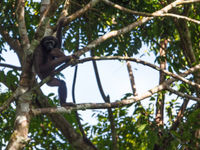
[0,0,200,149]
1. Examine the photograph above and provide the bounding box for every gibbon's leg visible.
[47,78,75,106]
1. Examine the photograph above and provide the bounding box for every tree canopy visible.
[0,0,200,149]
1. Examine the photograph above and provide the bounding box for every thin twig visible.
[0,63,21,70]
[167,87,199,101]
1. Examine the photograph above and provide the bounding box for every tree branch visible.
[155,39,167,128]
[102,0,200,24]
[32,55,200,98]
[32,58,200,115]
[126,60,138,96]
[59,0,70,19]
[16,0,30,51]
[0,63,21,70]
[78,56,200,89]
[167,87,199,101]
[0,94,16,113]
[74,0,189,58]
[61,0,101,26]
[170,99,189,130]
[0,27,23,63]
[31,86,200,115]
[34,0,64,40]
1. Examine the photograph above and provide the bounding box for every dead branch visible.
[126,60,138,96]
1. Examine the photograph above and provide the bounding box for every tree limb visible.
[34,0,63,39]
[34,89,97,150]
[170,98,189,130]
[102,0,200,24]
[74,0,189,58]
[32,59,200,115]
[167,88,199,101]
[78,56,200,89]
[32,55,200,96]
[16,0,30,51]
[31,87,200,115]
[0,63,21,70]
[0,27,23,63]
[126,60,138,96]
[155,39,167,129]
[61,0,101,26]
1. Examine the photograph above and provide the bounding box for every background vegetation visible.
[0,0,200,149]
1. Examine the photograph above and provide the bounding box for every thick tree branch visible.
[34,0,64,40]
[31,87,200,115]
[59,0,70,19]
[75,17,151,57]
[32,80,200,116]
[16,0,30,51]
[5,86,32,149]
[102,0,200,24]
[31,100,140,115]
[155,39,167,129]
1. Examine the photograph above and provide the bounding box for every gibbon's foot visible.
[61,102,76,107]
